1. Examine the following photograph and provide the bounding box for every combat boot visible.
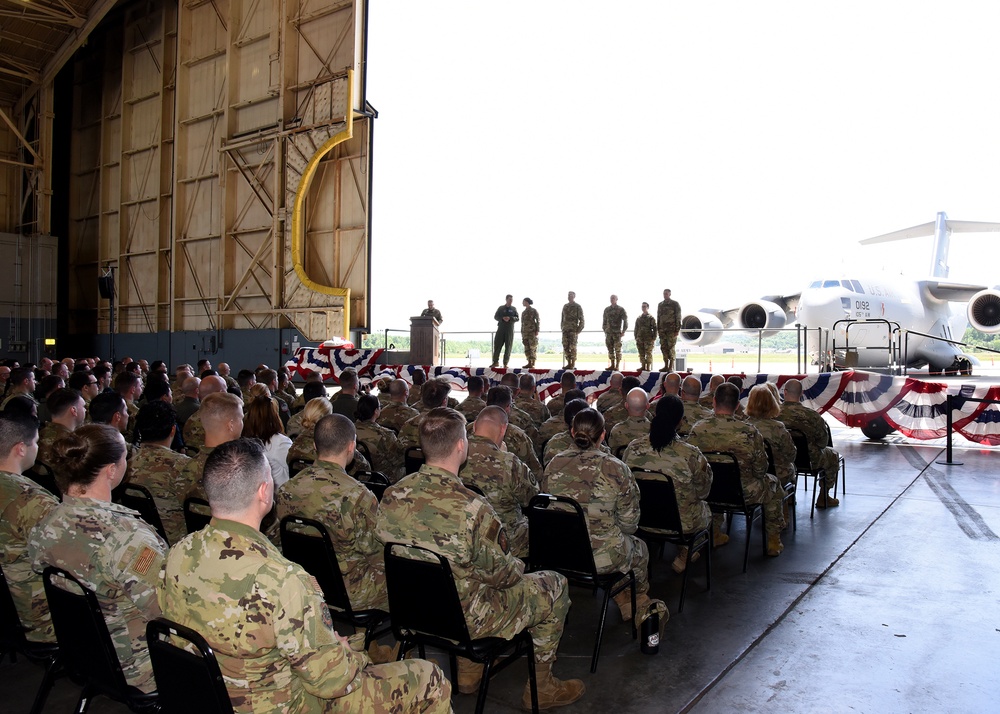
[815,491,840,509]
[457,657,484,695]
[766,532,784,556]
[712,525,730,547]
[671,545,701,573]
[521,661,586,710]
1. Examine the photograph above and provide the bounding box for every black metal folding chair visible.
[404,446,425,475]
[183,496,212,534]
[147,617,234,714]
[788,430,829,518]
[0,563,61,714]
[112,482,169,544]
[703,452,766,573]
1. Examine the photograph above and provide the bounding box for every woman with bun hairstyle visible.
[542,407,651,621]
[29,423,166,693]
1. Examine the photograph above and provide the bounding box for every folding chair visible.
[355,440,374,466]
[404,446,425,475]
[147,617,234,714]
[632,470,711,613]
[0,563,61,714]
[787,430,828,518]
[288,458,314,478]
[183,496,213,534]
[279,516,391,647]
[112,483,169,544]
[703,452,766,573]
[764,442,797,532]
[354,470,391,501]
[24,461,61,500]
[42,566,159,713]
[384,542,538,714]
[524,493,636,672]
[825,422,846,497]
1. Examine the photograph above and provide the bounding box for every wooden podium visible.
[410,316,441,365]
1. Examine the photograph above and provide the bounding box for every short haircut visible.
[89,392,126,424]
[475,405,508,429]
[338,369,358,390]
[467,376,485,395]
[302,381,328,402]
[93,364,111,381]
[8,367,32,387]
[143,378,171,402]
[389,379,409,398]
[411,369,426,385]
[571,408,605,449]
[500,372,518,389]
[682,376,702,398]
[518,373,536,392]
[67,371,94,391]
[746,384,780,419]
[150,360,166,373]
[421,378,451,409]
[419,407,467,460]
[258,368,277,387]
[314,413,356,456]
[46,388,83,418]
[36,375,64,399]
[714,382,740,411]
[0,411,39,458]
[300,397,333,430]
[727,376,744,388]
[563,388,586,404]
[2,395,37,419]
[203,438,269,514]
[783,378,804,400]
[115,371,141,395]
[51,424,126,492]
[625,387,649,413]
[356,394,380,422]
[563,398,590,428]
[237,370,256,389]
[200,392,244,431]
[650,395,683,450]
[621,376,642,392]
[486,385,512,409]
[560,371,577,388]
[136,400,178,441]
[197,359,211,370]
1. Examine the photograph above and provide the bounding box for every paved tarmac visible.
[3,421,997,713]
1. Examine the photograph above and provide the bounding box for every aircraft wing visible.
[920,280,989,303]
[861,219,1000,245]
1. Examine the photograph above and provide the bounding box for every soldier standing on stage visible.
[602,295,628,371]
[657,288,682,372]
[561,292,585,370]
[634,302,657,372]
[521,298,540,369]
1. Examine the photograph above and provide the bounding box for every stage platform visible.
[4,425,997,713]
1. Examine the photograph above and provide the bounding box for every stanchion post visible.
[936,393,963,466]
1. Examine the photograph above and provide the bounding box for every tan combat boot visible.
[712,525,730,547]
[521,661,586,710]
[766,532,784,556]
[457,657,484,695]
[815,490,840,509]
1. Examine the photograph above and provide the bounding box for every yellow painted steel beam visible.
[289,69,355,339]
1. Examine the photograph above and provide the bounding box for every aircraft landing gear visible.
[861,416,894,441]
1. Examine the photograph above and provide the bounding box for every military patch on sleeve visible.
[498,527,509,555]
[309,575,324,597]
[132,546,157,576]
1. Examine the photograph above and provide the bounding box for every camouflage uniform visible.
[354,419,405,483]
[515,393,551,428]
[657,297,682,370]
[602,304,628,370]
[182,409,205,449]
[125,400,139,444]
[508,404,540,448]
[622,439,712,532]
[608,416,651,457]
[459,435,539,557]
[377,401,418,434]
[545,394,567,421]
[181,445,213,501]
[687,414,784,536]
[275,460,388,610]
[521,306,540,367]
[542,445,649,596]
[126,444,194,545]
[406,383,423,407]
[538,415,566,454]
[777,402,840,490]
[397,413,425,452]
[35,422,71,469]
[30,496,166,691]
[456,396,487,423]
[602,402,630,435]
[502,422,543,475]
[543,431,612,467]
[288,427,318,464]
[560,302,585,369]
[420,307,443,323]
[634,313,657,372]
[1,392,37,411]
[746,416,797,489]
[377,464,572,665]
[331,393,359,422]
[0,471,58,642]
[160,519,450,714]
[679,400,712,437]
[595,389,623,414]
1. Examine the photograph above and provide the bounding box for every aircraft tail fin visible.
[859,212,1000,279]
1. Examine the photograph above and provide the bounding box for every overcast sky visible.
[364,1,1000,337]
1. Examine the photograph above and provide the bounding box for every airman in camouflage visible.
[544,372,578,421]
[657,288,682,371]
[31,426,167,692]
[128,443,193,546]
[36,421,72,468]
[0,412,58,643]
[483,386,543,473]
[521,297,540,368]
[596,372,625,413]
[354,395,405,482]
[456,376,488,423]
[406,370,426,407]
[634,302,658,372]
[541,392,596,467]
[420,299,443,324]
[560,291,585,370]
[543,408,651,619]
[398,378,451,450]
[376,408,585,709]
[602,295,628,371]
[275,416,388,611]
[182,409,205,448]
[161,438,450,714]
[745,383,796,490]
[514,373,551,427]
[459,408,539,557]
[679,375,712,437]
[608,414,651,458]
[778,378,841,507]
[687,383,784,554]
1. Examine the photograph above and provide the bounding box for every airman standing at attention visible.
[602,295,628,371]
[657,288,682,372]
[420,299,443,324]
[521,297,540,369]
[491,294,520,369]
[634,302,658,372]
[561,291,585,370]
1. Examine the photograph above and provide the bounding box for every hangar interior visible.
[0,0,374,368]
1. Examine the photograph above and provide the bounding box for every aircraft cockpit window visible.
[809,281,822,288]
[823,280,840,288]
[850,280,865,294]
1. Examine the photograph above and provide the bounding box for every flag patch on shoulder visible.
[133,546,157,576]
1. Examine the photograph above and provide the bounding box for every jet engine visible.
[680,312,724,346]
[967,288,1000,333]
[737,300,788,338]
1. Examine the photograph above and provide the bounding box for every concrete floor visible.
[3,425,998,713]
